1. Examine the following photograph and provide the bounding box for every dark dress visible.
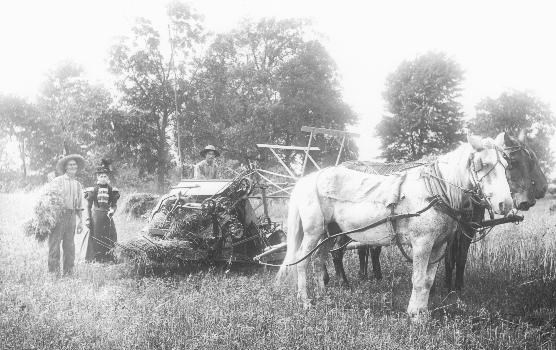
[85,184,120,262]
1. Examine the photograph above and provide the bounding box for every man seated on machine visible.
[194,145,220,179]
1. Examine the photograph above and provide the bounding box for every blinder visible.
[469,145,507,184]
[503,144,537,193]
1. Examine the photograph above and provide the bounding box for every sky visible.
[1,0,555,161]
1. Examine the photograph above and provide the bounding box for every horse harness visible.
[258,146,519,268]
[389,146,511,263]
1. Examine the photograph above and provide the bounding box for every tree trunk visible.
[18,137,27,179]
[157,139,166,193]
[156,118,168,193]
[157,163,165,193]
[63,140,70,156]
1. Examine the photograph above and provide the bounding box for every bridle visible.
[469,145,508,185]
[466,145,509,215]
[502,144,538,193]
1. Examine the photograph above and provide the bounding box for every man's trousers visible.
[48,211,76,275]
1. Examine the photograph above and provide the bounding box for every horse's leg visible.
[296,226,325,308]
[357,247,369,280]
[322,261,330,286]
[423,243,445,306]
[331,242,350,288]
[329,223,351,288]
[321,233,331,286]
[454,207,483,291]
[312,237,334,299]
[444,232,458,290]
[370,246,382,280]
[454,231,472,291]
[407,240,435,320]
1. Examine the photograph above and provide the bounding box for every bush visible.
[122,192,160,218]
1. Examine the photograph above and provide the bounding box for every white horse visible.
[276,134,513,319]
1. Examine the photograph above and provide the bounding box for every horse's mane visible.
[430,142,479,210]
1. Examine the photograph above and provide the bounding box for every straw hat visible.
[200,145,220,157]
[56,154,85,174]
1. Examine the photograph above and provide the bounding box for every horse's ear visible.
[498,132,518,147]
[518,129,528,143]
[467,133,484,151]
[495,132,506,148]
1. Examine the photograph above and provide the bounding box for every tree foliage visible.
[469,91,555,171]
[377,52,465,161]
[34,62,111,173]
[179,18,358,167]
[0,95,39,177]
[107,2,204,190]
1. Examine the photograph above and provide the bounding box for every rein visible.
[258,146,519,268]
[395,146,508,263]
[255,198,441,267]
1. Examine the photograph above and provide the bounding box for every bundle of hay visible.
[23,188,65,242]
[166,210,213,241]
[115,236,208,266]
[118,176,251,268]
[123,193,159,218]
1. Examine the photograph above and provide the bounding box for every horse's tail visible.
[275,194,303,286]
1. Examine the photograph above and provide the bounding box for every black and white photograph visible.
[1,0,555,348]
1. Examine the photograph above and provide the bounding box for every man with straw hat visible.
[49,154,86,276]
[194,145,220,179]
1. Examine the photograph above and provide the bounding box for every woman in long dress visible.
[85,159,120,262]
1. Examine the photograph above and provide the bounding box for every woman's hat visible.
[56,154,85,174]
[200,145,220,157]
[95,158,112,174]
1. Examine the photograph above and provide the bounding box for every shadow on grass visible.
[429,266,556,333]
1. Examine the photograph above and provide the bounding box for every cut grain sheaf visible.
[116,236,208,266]
[23,188,64,242]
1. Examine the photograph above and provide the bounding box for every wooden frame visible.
[300,126,360,175]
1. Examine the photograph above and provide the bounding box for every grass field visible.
[1,191,556,349]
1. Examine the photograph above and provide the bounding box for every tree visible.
[0,95,39,177]
[179,18,357,168]
[108,1,204,191]
[377,52,465,161]
[34,61,111,174]
[469,91,555,171]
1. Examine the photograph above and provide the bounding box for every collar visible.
[62,173,77,180]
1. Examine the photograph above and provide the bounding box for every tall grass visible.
[1,191,555,349]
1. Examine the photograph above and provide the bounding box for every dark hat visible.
[95,158,112,174]
[200,145,220,157]
[56,154,85,174]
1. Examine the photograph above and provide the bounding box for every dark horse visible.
[444,133,547,290]
[325,132,547,290]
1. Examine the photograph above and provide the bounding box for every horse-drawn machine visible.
[117,174,288,268]
[117,126,350,269]
[117,127,541,290]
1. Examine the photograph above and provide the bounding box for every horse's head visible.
[495,132,548,210]
[467,134,513,215]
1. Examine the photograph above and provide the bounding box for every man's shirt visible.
[50,174,83,210]
[194,160,219,179]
